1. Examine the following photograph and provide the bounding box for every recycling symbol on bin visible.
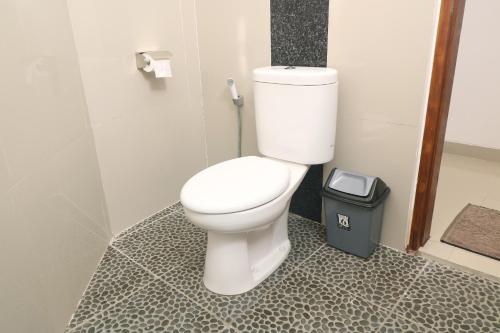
[337,214,351,231]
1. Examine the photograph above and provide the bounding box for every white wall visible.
[326,0,439,250]
[67,0,208,233]
[196,0,271,165]
[194,0,439,251]
[0,0,111,331]
[0,2,441,329]
[446,0,500,150]
[66,0,272,233]
[0,0,271,330]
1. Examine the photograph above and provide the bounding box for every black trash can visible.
[322,168,390,258]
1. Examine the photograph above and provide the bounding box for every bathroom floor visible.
[420,152,500,278]
[66,203,500,333]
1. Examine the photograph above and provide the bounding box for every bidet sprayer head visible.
[226,78,239,100]
[227,78,243,107]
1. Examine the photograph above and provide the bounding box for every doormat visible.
[441,204,500,261]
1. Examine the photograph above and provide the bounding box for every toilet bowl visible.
[181,66,338,295]
[181,156,308,295]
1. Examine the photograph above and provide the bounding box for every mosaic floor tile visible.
[287,214,326,266]
[379,315,433,333]
[300,245,427,308]
[115,201,183,240]
[66,247,156,330]
[396,262,500,333]
[161,259,296,324]
[70,279,232,333]
[152,213,324,323]
[112,211,206,276]
[232,269,388,332]
[67,205,500,333]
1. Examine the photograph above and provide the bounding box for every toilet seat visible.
[181,156,290,214]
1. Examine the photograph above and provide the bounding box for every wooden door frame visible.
[407,0,466,252]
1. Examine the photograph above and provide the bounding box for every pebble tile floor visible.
[66,202,500,333]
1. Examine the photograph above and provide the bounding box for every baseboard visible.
[444,141,500,163]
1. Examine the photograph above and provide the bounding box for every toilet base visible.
[202,207,291,295]
[250,239,290,286]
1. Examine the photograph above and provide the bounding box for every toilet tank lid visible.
[253,66,338,85]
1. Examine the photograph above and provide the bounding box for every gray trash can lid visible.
[322,168,390,208]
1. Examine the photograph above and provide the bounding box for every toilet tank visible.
[253,66,338,165]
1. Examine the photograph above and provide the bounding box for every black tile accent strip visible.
[270,0,330,222]
[289,164,324,222]
[271,0,329,67]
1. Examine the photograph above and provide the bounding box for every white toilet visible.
[181,66,338,295]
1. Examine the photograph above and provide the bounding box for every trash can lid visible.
[328,169,376,197]
[322,168,390,208]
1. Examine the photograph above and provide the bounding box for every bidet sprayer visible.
[227,78,239,99]
[227,78,244,107]
[227,78,243,158]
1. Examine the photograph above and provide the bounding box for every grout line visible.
[111,207,225,323]
[64,248,110,332]
[287,243,327,273]
[91,207,235,331]
[66,243,167,331]
[150,217,329,331]
[68,201,185,332]
[294,247,431,327]
[177,0,209,168]
[74,212,438,332]
[67,205,499,333]
[110,244,169,280]
[157,242,330,333]
[190,0,209,167]
[49,193,112,243]
[378,311,432,333]
[68,278,159,332]
[374,261,431,333]
[67,241,181,332]
[113,205,182,241]
[227,243,328,321]
[419,248,500,284]
[5,131,87,195]
[112,202,182,242]
[295,263,396,330]
[155,269,233,328]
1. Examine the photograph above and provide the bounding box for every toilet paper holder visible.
[136,51,173,78]
[135,51,172,70]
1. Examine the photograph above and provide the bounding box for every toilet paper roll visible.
[142,54,155,73]
[143,54,172,78]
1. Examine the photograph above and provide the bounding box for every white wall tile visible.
[196,0,271,165]
[327,114,421,249]
[92,101,206,232]
[0,0,88,184]
[326,0,439,249]
[0,0,112,331]
[0,141,10,195]
[67,0,208,233]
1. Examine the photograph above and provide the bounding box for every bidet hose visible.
[232,95,244,158]
[237,104,242,158]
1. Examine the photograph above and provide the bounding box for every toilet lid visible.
[181,156,290,214]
